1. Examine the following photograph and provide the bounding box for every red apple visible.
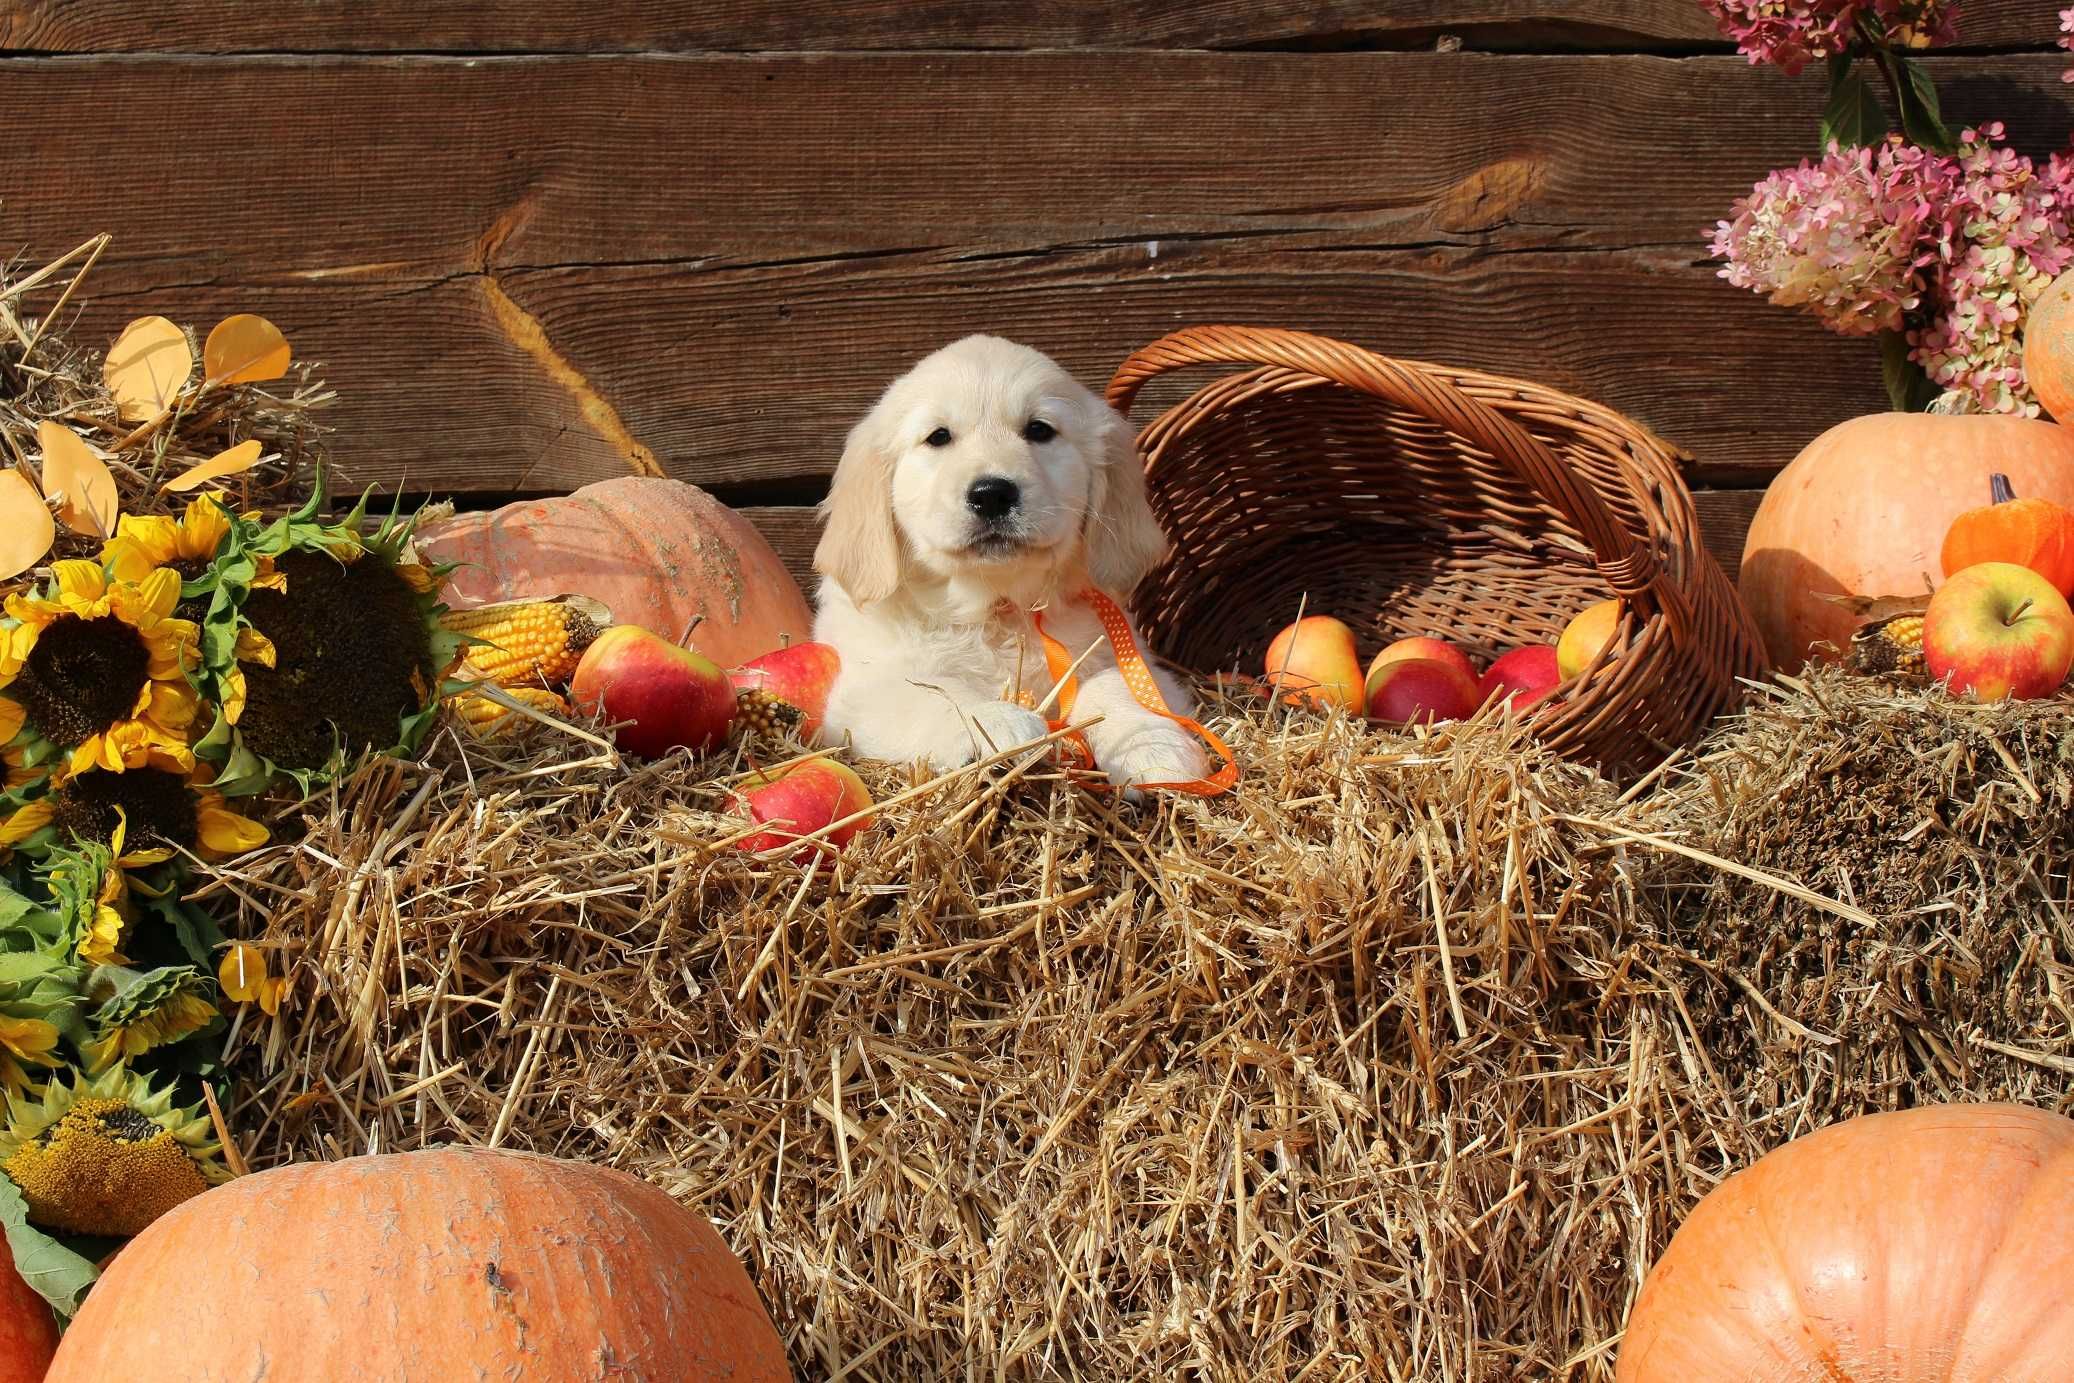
[735,758,876,862]
[1364,656,1482,725]
[1367,636,1477,689]
[1922,560,2074,700]
[570,624,737,757]
[1264,615,1363,710]
[1479,644,1562,711]
[729,641,841,739]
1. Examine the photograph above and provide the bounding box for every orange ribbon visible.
[1023,588,1238,797]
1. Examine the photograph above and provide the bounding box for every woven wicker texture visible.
[1106,326,1769,774]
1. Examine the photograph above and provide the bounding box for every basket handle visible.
[1106,325,1671,606]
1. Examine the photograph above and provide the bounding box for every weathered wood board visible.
[1,3,2068,570]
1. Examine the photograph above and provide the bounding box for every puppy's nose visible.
[966,476,1021,522]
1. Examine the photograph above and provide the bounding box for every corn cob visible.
[450,684,570,738]
[437,596,606,688]
[1848,613,1926,676]
[735,687,804,738]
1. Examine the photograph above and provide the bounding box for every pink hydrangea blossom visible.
[1704,0,1958,73]
[1910,127,2074,414]
[1713,126,2074,416]
[1709,140,1943,336]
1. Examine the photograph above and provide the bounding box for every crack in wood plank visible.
[472,190,664,479]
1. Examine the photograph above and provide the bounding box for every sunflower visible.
[196,487,464,796]
[35,840,133,969]
[0,563,200,778]
[82,965,218,1073]
[0,1065,229,1237]
[0,757,266,864]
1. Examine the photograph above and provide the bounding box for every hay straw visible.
[203,669,2074,1377]
[0,233,335,566]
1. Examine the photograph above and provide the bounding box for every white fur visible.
[812,335,1207,793]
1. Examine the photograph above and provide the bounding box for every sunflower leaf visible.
[0,1174,97,1319]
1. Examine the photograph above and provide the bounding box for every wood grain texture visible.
[2,1,2064,53]
[7,52,2066,499]
[740,491,1773,598]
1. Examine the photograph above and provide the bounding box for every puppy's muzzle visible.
[965,475,1021,529]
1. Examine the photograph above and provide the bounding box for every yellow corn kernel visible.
[450,684,569,738]
[438,599,601,687]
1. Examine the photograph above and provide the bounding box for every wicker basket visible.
[1105,326,1770,775]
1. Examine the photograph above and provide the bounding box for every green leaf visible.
[1821,63,1887,150]
[1881,330,1940,412]
[1889,54,1956,154]
[0,1176,97,1320]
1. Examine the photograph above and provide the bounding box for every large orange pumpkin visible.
[418,476,813,670]
[0,1258,55,1382]
[47,1147,792,1383]
[1616,1103,2074,1382]
[2023,269,2074,423]
[1740,413,2074,669]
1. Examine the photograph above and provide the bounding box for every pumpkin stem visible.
[1991,473,2016,505]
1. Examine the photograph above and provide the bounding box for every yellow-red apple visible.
[735,757,876,862]
[730,641,841,739]
[1367,636,1477,690]
[1479,644,1562,711]
[1364,656,1482,725]
[1557,598,1622,679]
[1922,560,2074,700]
[1264,615,1363,710]
[571,624,737,757]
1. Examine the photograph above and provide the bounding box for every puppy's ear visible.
[814,410,902,605]
[1084,404,1168,595]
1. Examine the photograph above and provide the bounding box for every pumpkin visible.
[2022,268,2074,423]
[0,1259,56,1383]
[1940,473,2074,596]
[1739,413,2074,669]
[417,476,813,670]
[47,1146,791,1383]
[1616,1103,2074,1383]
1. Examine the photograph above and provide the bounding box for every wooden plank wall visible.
[2,1,2069,590]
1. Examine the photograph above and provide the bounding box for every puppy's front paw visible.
[916,700,1051,771]
[1100,720,1211,796]
[967,700,1052,757]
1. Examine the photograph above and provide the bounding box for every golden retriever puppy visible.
[811,335,1209,792]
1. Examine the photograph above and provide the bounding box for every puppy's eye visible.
[924,427,953,448]
[1022,419,1056,443]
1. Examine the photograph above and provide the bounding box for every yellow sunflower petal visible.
[395,562,441,595]
[260,975,285,1017]
[0,698,21,744]
[116,845,178,868]
[218,944,267,1003]
[0,798,55,849]
[68,735,113,778]
[0,1016,61,1063]
[50,560,107,604]
[218,665,247,726]
[129,566,182,621]
[103,515,183,583]
[178,497,233,559]
[81,904,128,967]
[144,680,199,734]
[196,801,267,857]
[233,627,276,668]
[141,618,199,681]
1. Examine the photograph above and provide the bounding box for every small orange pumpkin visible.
[1939,473,2074,596]
[1617,1103,2074,1382]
